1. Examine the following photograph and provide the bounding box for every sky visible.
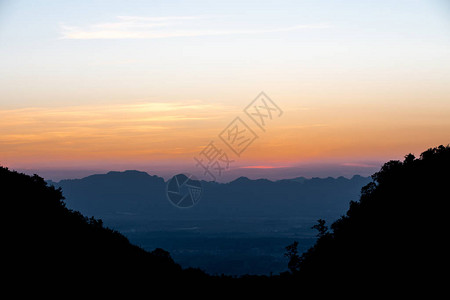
[0,0,449,181]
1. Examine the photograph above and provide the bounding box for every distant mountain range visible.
[48,171,371,220]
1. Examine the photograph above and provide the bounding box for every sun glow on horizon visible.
[1,0,449,178]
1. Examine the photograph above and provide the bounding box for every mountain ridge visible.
[47,171,371,221]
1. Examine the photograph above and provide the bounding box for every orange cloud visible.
[1,99,449,171]
[240,165,289,169]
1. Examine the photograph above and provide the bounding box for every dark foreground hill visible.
[0,167,208,287]
[290,145,449,291]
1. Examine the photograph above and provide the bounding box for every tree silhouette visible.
[311,219,328,237]
[293,144,450,290]
[284,241,301,273]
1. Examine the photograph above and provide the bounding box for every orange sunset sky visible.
[1,0,449,181]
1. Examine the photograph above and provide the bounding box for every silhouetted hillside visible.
[1,167,192,285]
[290,145,449,289]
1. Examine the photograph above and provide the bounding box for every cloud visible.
[341,162,377,168]
[0,101,225,143]
[0,100,236,163]
[239,165,290,169]
[60,16,330,40]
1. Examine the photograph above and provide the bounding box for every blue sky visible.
[1,0,449,107]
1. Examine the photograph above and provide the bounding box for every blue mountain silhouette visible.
[48,171,371,220]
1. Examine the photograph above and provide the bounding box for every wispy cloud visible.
[0,101,225,146]
[341,162,377,168]
[60,15,330,40]
[0,100,240,164]
[239,165,290,169]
